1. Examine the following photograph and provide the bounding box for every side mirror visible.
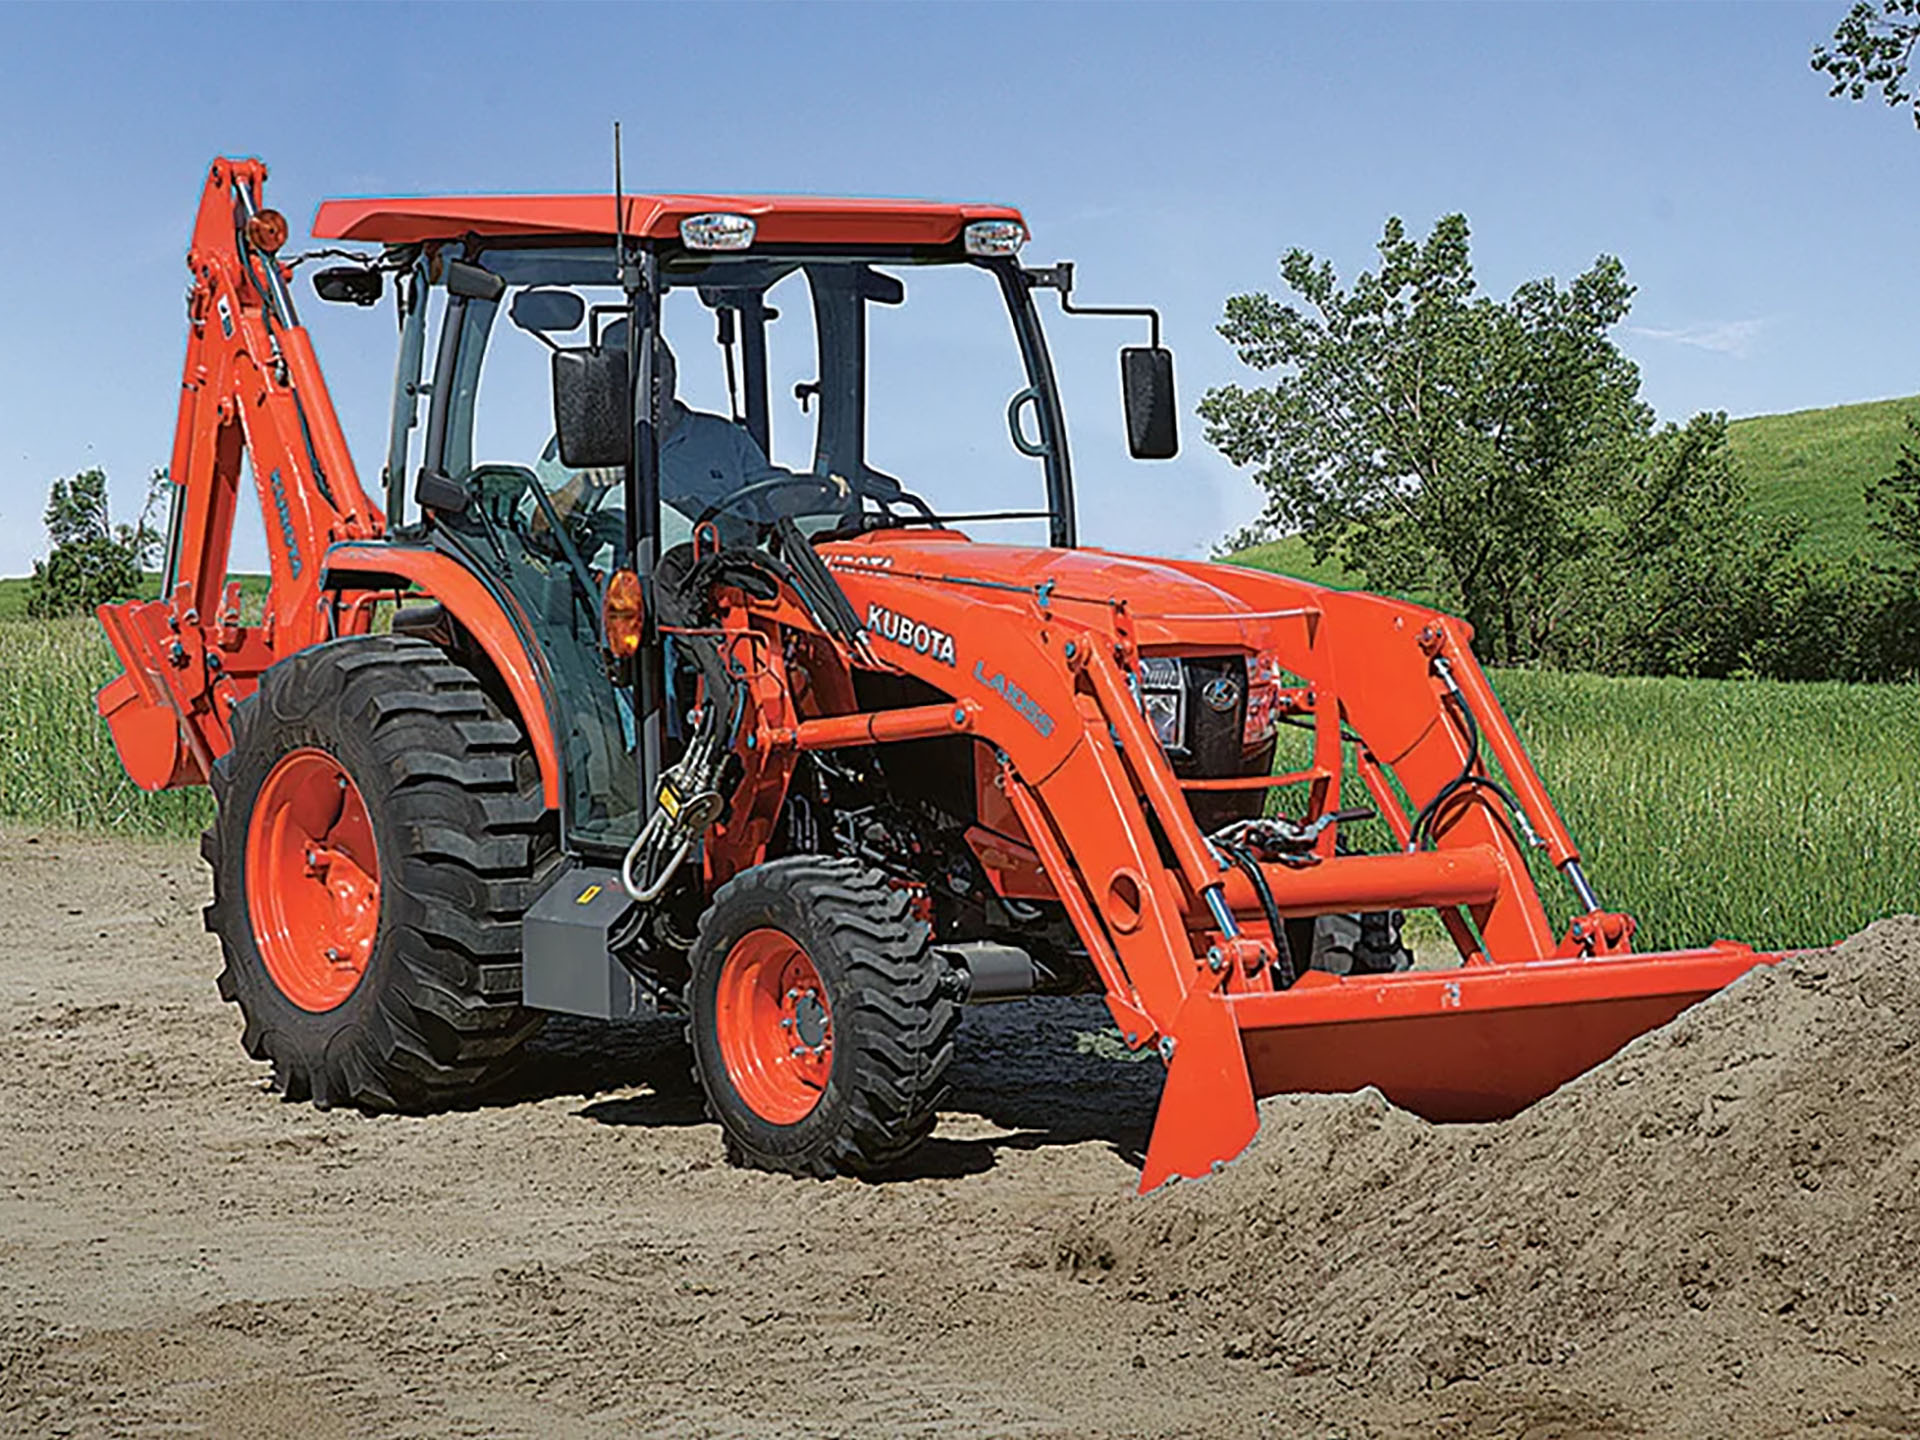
[552,346,631,469]
[1121,347,1178,460]
[445,259,506,303]
[510,288,585,335]
[313,266,383,306]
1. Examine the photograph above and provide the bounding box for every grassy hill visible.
[1230,392,1920,584]
[1217,535,1355,588]
[1727,393,1916,563]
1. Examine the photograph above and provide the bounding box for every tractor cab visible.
[313,197,1176,854]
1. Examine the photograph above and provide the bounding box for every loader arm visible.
[787,532,1788,1192]
[97,158,385,790]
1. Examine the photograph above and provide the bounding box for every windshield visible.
[438,245,1070,559]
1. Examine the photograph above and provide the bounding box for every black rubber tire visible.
[1307,909,1415,976]
[686,856,958,1177]
[203,635,554,1110]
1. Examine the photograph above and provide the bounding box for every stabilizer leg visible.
[1137,987,1258,1193]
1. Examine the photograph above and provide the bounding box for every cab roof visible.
[309,193,1027,248]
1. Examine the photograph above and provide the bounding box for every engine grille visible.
[1137,654,1276,832]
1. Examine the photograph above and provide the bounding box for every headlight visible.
[1136,657,1185,751]
[1244,653,1286,746]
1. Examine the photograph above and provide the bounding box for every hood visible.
[817,528,1334,652]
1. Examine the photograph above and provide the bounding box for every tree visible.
[1857,418,1920,678]
[1557,413,1808,678]
[1813,1,1920,127]
[1199,214,1651,665]
[25,468,168,620]
[1866,418,1920,560]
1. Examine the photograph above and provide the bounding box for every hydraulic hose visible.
[1408,657,1540,854]
[1216,839,1297,990]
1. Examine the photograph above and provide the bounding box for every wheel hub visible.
[791,988,829,1048]
[245,747,381,1012]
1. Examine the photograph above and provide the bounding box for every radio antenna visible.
[613,120,634,289]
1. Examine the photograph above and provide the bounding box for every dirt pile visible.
[1061,917,1920,1432]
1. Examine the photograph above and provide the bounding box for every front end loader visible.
[97,157,1786,1190]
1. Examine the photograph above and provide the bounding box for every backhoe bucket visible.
[1139,942,1787,1193]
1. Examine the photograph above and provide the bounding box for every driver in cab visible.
[540,334,833,547]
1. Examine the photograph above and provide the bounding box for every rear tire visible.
[204,636,553,1109]
[686,857,958,1177]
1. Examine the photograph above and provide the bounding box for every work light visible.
[963,220,1026,257]
[680,214,756,251]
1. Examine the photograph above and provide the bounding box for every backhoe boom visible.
[97,157,382,790]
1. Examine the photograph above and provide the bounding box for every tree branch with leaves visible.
[1814,0,1920,126]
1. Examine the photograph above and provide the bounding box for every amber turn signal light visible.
[603,568,644,657]
[245,209,289,254]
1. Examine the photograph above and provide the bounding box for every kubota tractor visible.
[97,158,1786,1190]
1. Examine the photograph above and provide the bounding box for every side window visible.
[467,286,623,481]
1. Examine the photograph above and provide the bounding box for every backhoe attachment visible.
[96,158,382,791]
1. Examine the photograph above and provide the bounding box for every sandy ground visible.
[2,827,1914,1438]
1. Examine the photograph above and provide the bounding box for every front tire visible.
[204,636,553,1109]
[687,857,958,1177]
[1306,909,1415,975]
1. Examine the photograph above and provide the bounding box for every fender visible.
[324,543,562,809]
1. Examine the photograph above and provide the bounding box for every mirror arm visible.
[1059,294,1162,350]
[1024,261,1162,348]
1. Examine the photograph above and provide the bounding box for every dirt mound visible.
[1060,918,1920,1433]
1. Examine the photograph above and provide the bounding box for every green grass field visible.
[0,618,213,836]
[1488,669,1919,951]
[1220,535,1358,589]
[0,573,271,622]
[2,611,1911,952]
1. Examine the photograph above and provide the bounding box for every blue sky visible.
[2,0,1915,576]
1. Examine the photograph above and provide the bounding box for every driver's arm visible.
[531,465,620,538]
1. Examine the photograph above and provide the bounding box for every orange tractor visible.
[98,158,1784,1190]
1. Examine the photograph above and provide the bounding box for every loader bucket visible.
[1139,942,1788,1193]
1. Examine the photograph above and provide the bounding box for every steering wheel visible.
[466,463,535,527]
[692,474,846,533]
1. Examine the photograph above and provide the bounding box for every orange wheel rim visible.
[714,928,833,1124]
[245,747,381,1013]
